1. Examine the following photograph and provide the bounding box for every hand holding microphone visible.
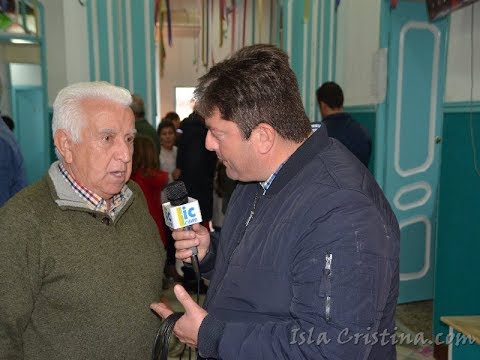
[162,181,211,275]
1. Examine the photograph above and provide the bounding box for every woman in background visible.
[131,136,169,247]
[157,120,180,198]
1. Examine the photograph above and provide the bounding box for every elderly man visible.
[151,45,400,359]
[0,82,165,359]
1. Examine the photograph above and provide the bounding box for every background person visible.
[316,81,372,168]
[131,135,169,247]
[131,94,161,156]
[0,114,26,206]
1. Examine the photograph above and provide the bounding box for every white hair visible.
[52,81,132,144]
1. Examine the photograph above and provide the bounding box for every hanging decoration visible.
[206,0,210,67]
[257,0,263,42]
[219,0,225,47]
[230,0,236,53]
[242,0,247,47]
[33,0,39,37]
[0,0,12,30]
[201,0,206,67]
[390,0,398,9]
[304,0,310,22]
[166,0,172,46]
[155,0,281,76]
[279,4,283,48]
[268,0,273,43]
[154,0,167,77]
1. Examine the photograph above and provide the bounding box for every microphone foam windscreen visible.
[165,181,189,206]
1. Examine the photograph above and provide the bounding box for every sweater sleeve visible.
[0,200,42,359]
[198,191,398,359]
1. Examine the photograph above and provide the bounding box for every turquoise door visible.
[12,86,49,184]
[384,1,448,303]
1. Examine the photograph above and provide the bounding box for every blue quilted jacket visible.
[197,125,400,360]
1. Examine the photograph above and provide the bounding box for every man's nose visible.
[116,139,131,162]
[205,130,217,151]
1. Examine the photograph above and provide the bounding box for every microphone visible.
[162,181,202,279]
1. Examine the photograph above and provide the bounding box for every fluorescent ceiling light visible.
[10,39,35,44]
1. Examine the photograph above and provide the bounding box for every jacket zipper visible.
[324,253,332,322]
[204,189,259,308]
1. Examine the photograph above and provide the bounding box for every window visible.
[175,86,195,120]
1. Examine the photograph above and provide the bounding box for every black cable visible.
[191,254,201,304]
[151,312,184,360]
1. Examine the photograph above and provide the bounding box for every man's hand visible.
[173,223,211,263]
[150,285,208,348]
[172,168,181,181]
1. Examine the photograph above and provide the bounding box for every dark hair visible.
[2,115,14,131]
[316,81,344,109]
[157,119,176,137]
[130,94,145,117]
[132,136,159,175]
[163,111,180,123]
[193,44,311,142]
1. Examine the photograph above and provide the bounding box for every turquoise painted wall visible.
[86,0,156,125]
[433,111,480,339]
[282,0,336,123]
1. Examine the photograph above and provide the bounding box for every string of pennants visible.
[153,0,353,77]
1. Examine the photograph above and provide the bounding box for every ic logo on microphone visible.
[176,204,201,227]
[162,198,202,229]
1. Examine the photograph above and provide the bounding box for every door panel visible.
[385,1,448,303]
[12,86,48,184]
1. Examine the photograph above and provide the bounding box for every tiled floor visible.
[396,301,435,360]
[162,285,435,359]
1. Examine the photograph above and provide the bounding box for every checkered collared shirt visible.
[260,162,286,195]
[58,162,127,219]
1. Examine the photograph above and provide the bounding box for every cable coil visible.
[151,312,185,360]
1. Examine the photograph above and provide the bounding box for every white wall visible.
[42,0,66,106]
[63,1,89,86]
[42,0,89,106]
[444,3,480,102]
[335,0,382,106]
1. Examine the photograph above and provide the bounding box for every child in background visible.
[131,136,169,247]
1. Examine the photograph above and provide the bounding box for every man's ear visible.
[319,101,326,112]
[53,129,74,163]
[251,123,275,155]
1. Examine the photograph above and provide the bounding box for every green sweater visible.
[0,162,166,360]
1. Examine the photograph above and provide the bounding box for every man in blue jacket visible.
[151,44,400,359]
[316,81,372,168]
